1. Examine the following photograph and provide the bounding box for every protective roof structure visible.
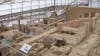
[0,0,90,16]
[0,0,100,27]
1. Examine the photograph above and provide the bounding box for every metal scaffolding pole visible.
[31,0,33,19]
[54,0,56,12]
[45,0,47,17]
[18,0,24,31]
[39,0,40,22]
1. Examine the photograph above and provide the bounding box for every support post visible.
[18,16,23,31]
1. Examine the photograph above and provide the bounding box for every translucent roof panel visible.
[0,0,99,16]
[0,0,70,16]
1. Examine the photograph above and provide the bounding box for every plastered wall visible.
[68,7,100,21]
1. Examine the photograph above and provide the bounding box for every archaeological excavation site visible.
[0,0,100,56]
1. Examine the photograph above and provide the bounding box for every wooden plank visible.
[18,27,57,45]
